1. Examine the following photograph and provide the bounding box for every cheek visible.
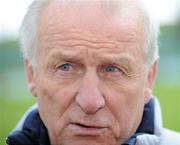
[104,80,146,140]
[36,77,78,138]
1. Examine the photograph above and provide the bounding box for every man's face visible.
[26,1,156,145]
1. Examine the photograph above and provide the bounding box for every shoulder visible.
[160,128,180,145]
[6,104,50,145]
[13,104,38,132]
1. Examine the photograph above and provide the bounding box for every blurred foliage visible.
[0,39,22,71]
[0,24,180,145]
[154,84,180,131]
[159,24,180,54]
[0,98,35,145]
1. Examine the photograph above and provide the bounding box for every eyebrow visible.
[98,53,134,70]
[93,48,134,63]
[46,49,134,69]
[47,50,84,63]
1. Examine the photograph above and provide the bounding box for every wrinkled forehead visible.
[38,0,145,37]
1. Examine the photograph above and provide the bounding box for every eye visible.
[105,66,120,73]
[58,63,72,71]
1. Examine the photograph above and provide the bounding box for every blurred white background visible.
[0,0,180,37]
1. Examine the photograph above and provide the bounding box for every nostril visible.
[76,95,105,114]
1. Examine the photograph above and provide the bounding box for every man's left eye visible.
[105,66,120,73]
[58,63,72,71]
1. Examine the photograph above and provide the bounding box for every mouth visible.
[69,122,107,136]
[74,123,103,128]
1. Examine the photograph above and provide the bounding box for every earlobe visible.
[144,88,152,104]
[28,83,37,97]
[24,59,37,97]
[145,61,158,104]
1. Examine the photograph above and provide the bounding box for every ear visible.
[24,59,37,97]
[144,61,158,104]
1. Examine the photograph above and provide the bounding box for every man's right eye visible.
[58,63,72,71]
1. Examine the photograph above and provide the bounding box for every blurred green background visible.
[0,24,180,145]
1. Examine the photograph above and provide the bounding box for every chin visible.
[50,134,119,145]
[56,139,119,145]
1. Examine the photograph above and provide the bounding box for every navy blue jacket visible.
[6,109,50,145]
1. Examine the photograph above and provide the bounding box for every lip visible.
[69,122,107,136]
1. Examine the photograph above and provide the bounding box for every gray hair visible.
[20,0,159,70]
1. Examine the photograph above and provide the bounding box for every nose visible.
[76,71,105,114]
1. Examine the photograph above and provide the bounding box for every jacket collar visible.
[123,98,155,145]
[6,109,50,145]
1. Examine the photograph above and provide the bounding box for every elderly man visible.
[7,0,180,145]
